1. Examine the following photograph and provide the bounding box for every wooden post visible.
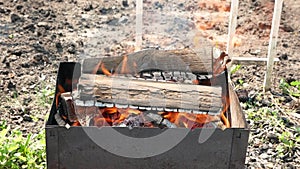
[263,0,283,91]
[226,0,239,58]
[135,0,143,51]
[226,0,239,82]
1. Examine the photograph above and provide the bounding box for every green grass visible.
[244,101,300,159]
[0,81,53,169]
[0,121,46,169]
[280,79,300,97]
[36,83,55,107]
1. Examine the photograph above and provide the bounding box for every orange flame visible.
[101,63,112,76]
[90,107,224,128]
[160,112,220,128]
[71,121,81,126]
[93,54,137,77]
[221,94,231,128]
[92,61,112,76]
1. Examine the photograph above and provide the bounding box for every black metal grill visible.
[46,62,249,169]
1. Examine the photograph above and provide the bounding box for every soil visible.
[0,0,299,168]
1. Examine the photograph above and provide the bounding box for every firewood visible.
[82,48,213,75]
[76,74,223,112]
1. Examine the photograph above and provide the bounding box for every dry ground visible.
[0,0,299,168]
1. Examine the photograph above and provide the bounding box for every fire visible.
[90,107,221,128]
[160,112,220,128]
[100,63,112,76]
[61,50,232,128]
[92,107,144,127]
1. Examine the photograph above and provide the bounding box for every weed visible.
[8,34,14,39]
[0,121,46,169]
[276,131,297,158]
[279,79,300,97]
[245,105,299,159]
[36,83,55,107]
[230,64,241,74]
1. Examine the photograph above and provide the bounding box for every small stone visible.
[282,25,294,32]
[119,16,128,24]
[33,54,43,62]
[37,22,50,30]
[122,0,129,7]
[260,144,268,151]
[261,99,271,106]
[259,153,269,159]
[8,55,18,61]
[283,156,294,162]
[83,4,93,11]
[56,42,63,52]
[21,87,28,92]
[67,43,76,54]
[236,89,248,102]
[106,18,119,26]
[23,114,33,122]
[7,81,16,89]
[10,50,22,57]
[282,43,288,48]
[29,71,34,76]
[265,163,274,168]
[267,133,279,144]
[16,5,23,10]
[249,49,261,55]
[21,62,30,68]
[154,1,163,9]
[279,53,288,60]
[10,13,22,23]
[283,163,296,169]
[266,148,274,155]
[23,24,35,32]
[249,157,256,162]
[0,8,5,14]
[23,97,32,106]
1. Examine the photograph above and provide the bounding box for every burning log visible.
[59,92,76,122]
[76,74,223,113]
[82,48,213,75]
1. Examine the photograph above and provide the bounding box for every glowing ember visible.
[159,112,220,128]
[89,107,221,129]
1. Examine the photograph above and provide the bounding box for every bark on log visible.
[82,48,213,74]
[77,74,222,112]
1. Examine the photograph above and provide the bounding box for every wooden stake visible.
[226,0,239,57]
[264,0,283,91]
[135,0,143,51]
[231,57,280,66]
